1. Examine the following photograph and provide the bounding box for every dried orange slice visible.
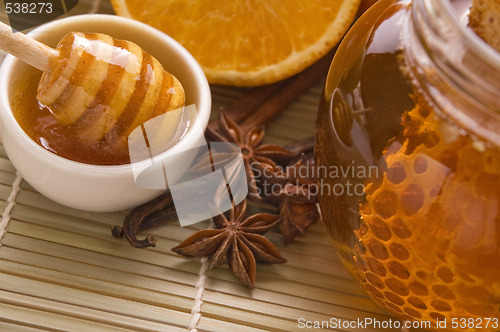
[110,0,360,86]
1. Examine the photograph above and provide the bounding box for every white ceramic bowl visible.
[0,14,211,212]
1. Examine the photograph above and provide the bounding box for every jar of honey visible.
[315,0,500,330]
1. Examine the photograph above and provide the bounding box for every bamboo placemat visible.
[0,1,398,331]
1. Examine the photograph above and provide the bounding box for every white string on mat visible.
[188,256,209,332]
[0,172,23,247]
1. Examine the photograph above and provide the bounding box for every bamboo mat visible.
[0,1,398,331]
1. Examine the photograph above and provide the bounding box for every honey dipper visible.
[0,21,185,142]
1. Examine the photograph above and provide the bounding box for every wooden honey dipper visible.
[0,21,185,143]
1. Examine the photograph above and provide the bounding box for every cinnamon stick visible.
[208,82,284,131]
[239,50,334,131]
[210,50,334,132]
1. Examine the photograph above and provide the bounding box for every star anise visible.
[206,112,296,200]
[171,199,286,288]
[265,155,321,243]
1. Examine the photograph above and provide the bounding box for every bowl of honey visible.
[0,14,211,212]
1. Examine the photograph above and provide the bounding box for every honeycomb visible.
[355,103,500,331]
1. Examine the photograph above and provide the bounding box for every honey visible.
[316,0,500,330]
[11,66,131,165]
[357,100,500,327]
[10,31,186,166]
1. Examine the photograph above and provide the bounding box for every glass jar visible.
[315,0,500,330]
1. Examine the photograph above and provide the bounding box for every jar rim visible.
[408,0,500,146]
[436,0,500,69]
